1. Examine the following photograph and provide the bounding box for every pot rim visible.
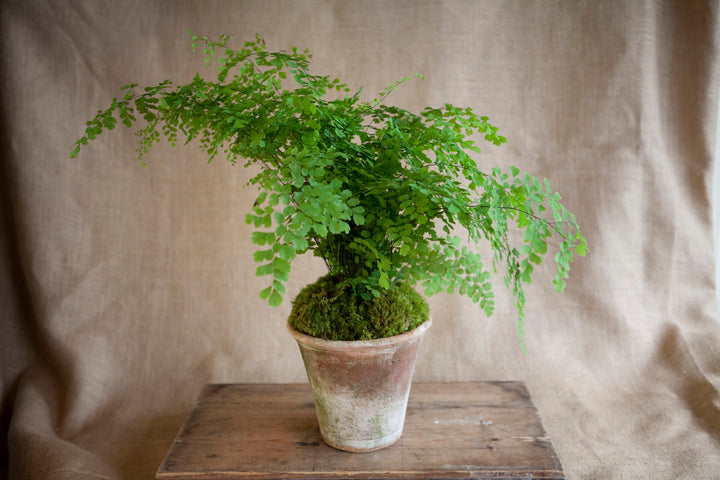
[287,317,432,351]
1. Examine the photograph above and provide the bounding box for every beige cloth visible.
[2,0,719,478]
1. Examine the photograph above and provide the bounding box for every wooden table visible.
[156,382,564,479]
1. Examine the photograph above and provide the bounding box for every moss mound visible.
[288,274,429,341]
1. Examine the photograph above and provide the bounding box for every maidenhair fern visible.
[71,32,587,346]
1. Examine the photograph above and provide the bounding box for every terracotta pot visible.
[288,319,431,453]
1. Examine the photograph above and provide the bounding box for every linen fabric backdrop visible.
[2,1,719,478]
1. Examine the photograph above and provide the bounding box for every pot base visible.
[322,429,402,453]
[315,394,409,452]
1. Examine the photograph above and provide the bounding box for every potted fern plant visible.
[70,32,587,452]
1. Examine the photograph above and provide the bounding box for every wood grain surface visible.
[156,382,564,479]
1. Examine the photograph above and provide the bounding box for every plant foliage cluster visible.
[71,32,587,346]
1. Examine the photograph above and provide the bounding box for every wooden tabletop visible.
[156,382,564,479]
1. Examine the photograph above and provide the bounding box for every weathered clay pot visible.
[288,319,431,453]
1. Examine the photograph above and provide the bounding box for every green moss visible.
[288,274,429,341]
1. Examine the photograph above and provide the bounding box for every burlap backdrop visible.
[2,1,719,478]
